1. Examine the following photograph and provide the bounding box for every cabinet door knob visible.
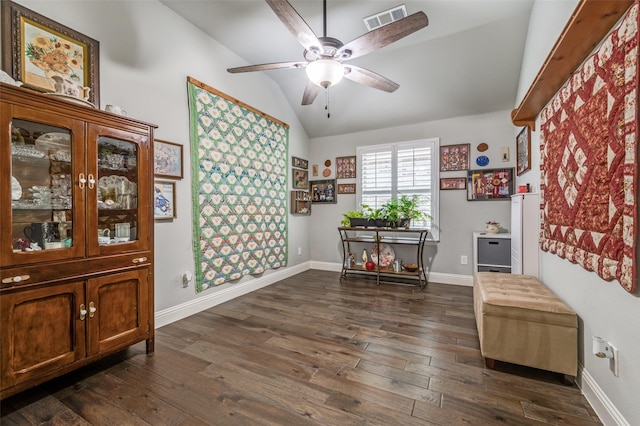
[89,301,96,318]
[1,275,30,284]
[87,174,96,189]
[79,173,86,189]
[80,304,87,320]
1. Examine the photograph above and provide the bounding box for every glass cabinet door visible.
[86,125,150,256]
[96,136,138,246]
[7,116,85,264]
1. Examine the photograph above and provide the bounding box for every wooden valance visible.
[511,0,634,130]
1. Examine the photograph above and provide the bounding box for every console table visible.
[338,227,430,288]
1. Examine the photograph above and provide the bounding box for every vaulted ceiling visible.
[161,0,533,139]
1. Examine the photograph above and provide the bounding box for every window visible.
[357,138,439,239]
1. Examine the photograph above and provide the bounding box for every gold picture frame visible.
[1,1,100,106]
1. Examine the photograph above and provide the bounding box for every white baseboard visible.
[155,261,311,328]
[310,261,473,287]
[156,262,471,328]
[579,367,629,426]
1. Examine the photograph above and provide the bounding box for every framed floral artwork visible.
[154,139,184,179]
[1,1,100,106]
[440,143,470,172]
[336,156,356,179]
[516,126,531,176]
[154,180,176,220]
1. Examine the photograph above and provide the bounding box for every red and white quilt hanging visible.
[539,2,638,293]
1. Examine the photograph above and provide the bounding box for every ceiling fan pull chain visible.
[325,88,331,118]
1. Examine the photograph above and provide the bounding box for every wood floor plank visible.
[1,270,602,425]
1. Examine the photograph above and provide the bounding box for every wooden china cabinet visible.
[0,83,156,399]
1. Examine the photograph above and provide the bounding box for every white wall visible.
[309,110,516,277]
[9,0,311,312]
[516,1,640,424]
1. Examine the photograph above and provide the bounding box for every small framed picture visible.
[440,143,470,172]
[336,156,356,179]
[1,1,100,106]
[338,183,356,194]
[154,140,184,179]
[467,168,514,201]
[516,127,531,176]
[293,169,308,189]
[292,156,308,169]
[440,177,467,190]
[310,179,336,203]
[154,180,176,219]
[312,164,319,177]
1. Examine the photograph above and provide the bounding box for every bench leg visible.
[485,358,495,369]
[562,374,575,386]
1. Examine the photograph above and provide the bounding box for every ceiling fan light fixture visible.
[306,59,344,88]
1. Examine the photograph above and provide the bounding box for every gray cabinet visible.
[473,232,511,273]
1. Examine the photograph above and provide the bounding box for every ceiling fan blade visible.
[343,65,399,93]
[302,81,321,105]
[265,0,321,53]
[337,11,428,60]
[227,61,306,73]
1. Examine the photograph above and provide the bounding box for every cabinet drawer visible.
[478,265,512,274]
[477,238,511,265]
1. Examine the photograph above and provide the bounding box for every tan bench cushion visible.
[476,272,577,328]
[473,272,578,376]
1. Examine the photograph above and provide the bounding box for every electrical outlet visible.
[461,255,468,265]
[297,247,302,256]
[182,271,192,288]
[610,344,619,376]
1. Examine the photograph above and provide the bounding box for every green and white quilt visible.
[188,80,288,292]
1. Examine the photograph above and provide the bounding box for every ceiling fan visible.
[227,0,429,106]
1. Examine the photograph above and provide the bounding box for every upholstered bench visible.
[473,272,578,383]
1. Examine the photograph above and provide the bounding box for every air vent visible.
[363,5,408,31]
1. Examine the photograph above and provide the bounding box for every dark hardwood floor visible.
[1,270,601,425]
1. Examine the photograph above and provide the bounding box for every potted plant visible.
[340,204,379,227]
[381,195,430,228]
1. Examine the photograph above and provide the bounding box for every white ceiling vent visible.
[363,5,408,31]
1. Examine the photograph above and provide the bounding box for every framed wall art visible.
[293,168,308,189]
[292,156,308,169]
[154,180,176,220]
[310,179,336,203]
[1,1,100,106]
[336,156,356,179]
[516,126,531,176]
[338,183,356,194]
[154,139,184,179]
[467,168,514,201]
[440,177,467,190]
[440,143,470,172]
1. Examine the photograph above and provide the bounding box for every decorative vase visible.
[485,223,500,234]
